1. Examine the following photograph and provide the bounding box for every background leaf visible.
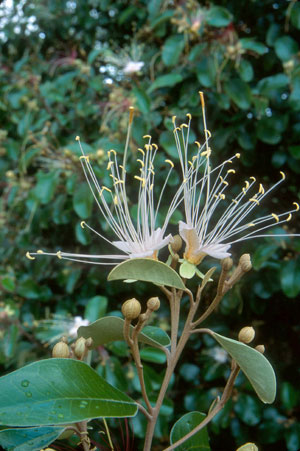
[0,426,65,451]
[170,411,210,450]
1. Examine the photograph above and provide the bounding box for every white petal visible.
[112,240,132,254]
[200,243,232,259]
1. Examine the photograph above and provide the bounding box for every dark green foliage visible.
[0,0,299,449]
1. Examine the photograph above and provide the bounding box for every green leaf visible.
[1,276,15,292]
[256,117,282,145]
[196,57,216,87]
[0,426,65,451]
[280,259,300,298]
[274,36,299,62]
[206,6,232,27]
[84,295,108,323]
[224,79,252,110]
[0,359,137,426]
[170,411,210,450]
[240,38,268,55]
[238,60,254,82]
[291,2,300,29]
[234,393,262,425]
[78,316,170,349]
[212,332,276,403]
[133,87,151,114]
[162,35,185,66]
[108,258,185,289]
[32,171,60,205]
[73,183,94,219]
[140,347,166,364]
[148,74,183,92]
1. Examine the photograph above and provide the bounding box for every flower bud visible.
[255,344,265,354]
[147,297,160,312]
[85,337,93,349]
[170,235,182,253]
[239,254,252,272]
[222,257,233,271]
[121,298,141,320]
[238,326,255,344]
[52,341,70,358]
[74,337,87,359]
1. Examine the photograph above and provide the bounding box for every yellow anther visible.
[79,155,90,163]
[250,176,256,182]
[280,171,286,180]
[232,199,238,204]
[223,180,229,186]
[242,188,247,195]
[199,91,205,108]
[37,250,44,254]
[247,223,256,227]
[195,141,201,148]
[80,221,86,229]
[56,251,62,259]
[101,186,112,194]
[219,193,225,200]
[172,115,176,124]
[286,213,292,221]
[174,127,181,132]
[152,143,158,150]
[259,184,265,194]
[293,202,299,211]
[137,159,144,167]
[119,165,125,171]
[106,161,113,170]
[181,123,189,129]
[227,159,233,164]
[192,155,198,162]
[227,169,236,174]
[214,194,218,199]
[249,198,260,205]
[143,135,151,139]
[165,159,174,168]
[134,176,146,187]
[138,148,145,155]
[150,183,154,190]
[204,129,211,138]
[244,181,250,189]
[75,136,80,141]
[235,153,241,158]
[271,213,279,222]
[201,149,212,158]
[108,149,116,156]
[26,252,35,260]
[114,180,124,185]
[186,113,192,120]
[144,144,152,151]
[113,195,118,205]
[129,106,134,124]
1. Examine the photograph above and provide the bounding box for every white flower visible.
[123,61,144,74]
[69,316,89,338]
[174,92,299,264]
[27,108,182,265]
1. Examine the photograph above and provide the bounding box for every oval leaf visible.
[108,258,185,289]
[0,359,137,427]
[212,332,276,403]
[0,426,65,451]
[170,411,210,450]
[78,316,170,349]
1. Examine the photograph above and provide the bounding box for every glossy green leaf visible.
[84,295,108,323]
[0,426,65,451]
[234,393,262,425]
[206,6,232,27]
[224,79,252,110]
[238,60,254,82]
[170,411,210,450]
[108,258,185,289]
[140,347,166,364]
[148,74,183,92]
[32,171,60,205]
[0,359,137,426]
[280,259,300,298]
[162,35,185,66]
[133,87,151,114]
[212,332,276,403]
[73,182,94,219]
[78,316,170,349]
[274,36,299,62]
[240,38,268,55]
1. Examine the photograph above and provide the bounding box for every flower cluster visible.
[27,94,299,271]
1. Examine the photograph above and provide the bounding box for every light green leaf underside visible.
[170,411,210,450]
[0,359,137,427]
[212,332,276,404]
[236,443,259,451]
[108,258,185,289]
[0,426,65,451]
[78,316,170,349]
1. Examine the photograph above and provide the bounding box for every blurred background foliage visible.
[0,0,300,449]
